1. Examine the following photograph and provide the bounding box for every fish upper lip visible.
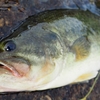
[0,61,21,77]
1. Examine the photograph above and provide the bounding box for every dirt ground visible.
[0,0,100,100]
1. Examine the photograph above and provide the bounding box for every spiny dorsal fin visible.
[71,36,91,61]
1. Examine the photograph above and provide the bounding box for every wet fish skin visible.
[0,10,100,92]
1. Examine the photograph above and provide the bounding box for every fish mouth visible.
[0,62,21,77]
[0,58,30,77]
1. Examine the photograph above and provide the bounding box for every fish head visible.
[0,24,64,92]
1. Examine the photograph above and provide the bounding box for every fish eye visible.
[4,40,16,52]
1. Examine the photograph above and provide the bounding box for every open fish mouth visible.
[0,58,30,77]
[0,62,21,77]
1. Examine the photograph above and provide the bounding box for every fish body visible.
[0,10,100,92]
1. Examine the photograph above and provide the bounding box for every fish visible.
[0,10,100,92]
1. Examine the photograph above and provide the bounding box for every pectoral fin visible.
[71,36,91,61]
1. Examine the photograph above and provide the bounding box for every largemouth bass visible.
[0,10,100,92]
